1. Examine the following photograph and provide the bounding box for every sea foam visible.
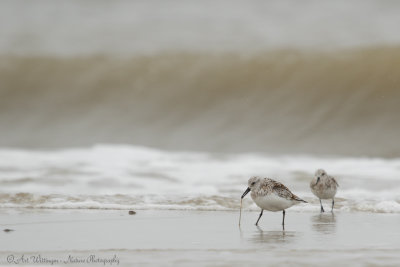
[0,145,399,213]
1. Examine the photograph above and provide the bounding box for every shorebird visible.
[310,169,339,212]
[240,176,307,228]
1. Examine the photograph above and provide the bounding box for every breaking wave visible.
[1,47,400,156]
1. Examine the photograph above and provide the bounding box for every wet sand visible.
[1,209,400,266]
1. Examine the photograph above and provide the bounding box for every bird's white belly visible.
[252,193,296,211]
[311,186,337,199]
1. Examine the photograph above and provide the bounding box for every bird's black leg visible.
[320,199,325,213]
[255,209,264,226]
[282,210,286,230]
[331,198,334,212]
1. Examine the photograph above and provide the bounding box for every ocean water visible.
[1,145,399,213]
[1,49,400,156]
[2,0,400,55]
[1,1,400,213]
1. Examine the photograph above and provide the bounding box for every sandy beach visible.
[1,209,400,266]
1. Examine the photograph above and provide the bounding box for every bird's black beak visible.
[241,187,250,199]
[315,177,320,185]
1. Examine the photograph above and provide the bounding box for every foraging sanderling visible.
[240,176,307,228]
[310,169,339,212]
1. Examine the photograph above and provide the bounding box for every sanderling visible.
[310,169,339,212]
[240,176,307,228]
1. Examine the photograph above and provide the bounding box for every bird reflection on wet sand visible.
[246,226,298,244]
[311,213,337,234]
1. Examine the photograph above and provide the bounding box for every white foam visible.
[1,145,400,212]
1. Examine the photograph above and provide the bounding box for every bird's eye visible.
[322,173,325,176]
[251,182,255,186]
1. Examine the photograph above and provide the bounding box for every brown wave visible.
[1,47,400,156]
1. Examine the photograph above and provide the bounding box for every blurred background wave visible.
[1,0,400,157]
[1,49,400,156]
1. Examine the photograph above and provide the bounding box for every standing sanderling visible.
[240,176,307,228]
[310,169,339,212]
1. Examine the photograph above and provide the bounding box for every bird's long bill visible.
[241,187,250,199]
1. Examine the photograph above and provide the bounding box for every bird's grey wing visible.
[272,181,306,202]
[330,176,339,187]
[332,177,339,187]
[273,185,292,199]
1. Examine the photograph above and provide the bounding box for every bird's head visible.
[241,176,261,199]
[314,169,327,184]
